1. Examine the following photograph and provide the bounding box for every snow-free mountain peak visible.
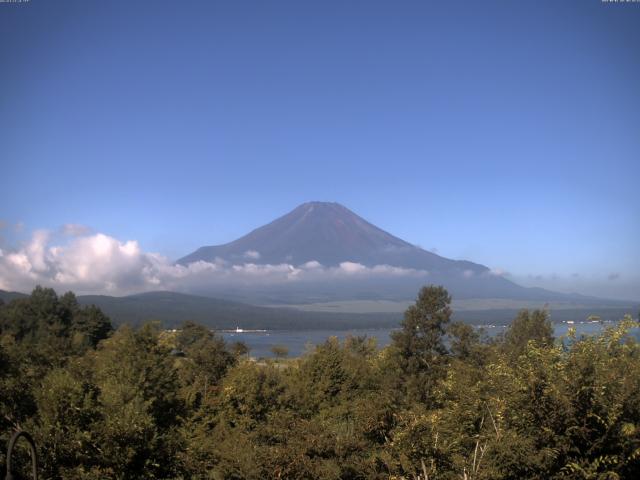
[177,201,482,273]
[177,202,597,302]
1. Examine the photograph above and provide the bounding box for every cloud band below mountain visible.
[0,230,428,295]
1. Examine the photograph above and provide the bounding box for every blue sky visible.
[1,0,639,299]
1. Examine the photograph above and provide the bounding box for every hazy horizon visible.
[0,200,638,302]
[1,1,639,301]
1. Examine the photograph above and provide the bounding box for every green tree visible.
[71,304,113,348]
[230,340,250,358]
[32,361,101,478]
[390,285,452,405]
[175,320,236,409]
[88,323,186,479]
[0,287,112,357]
[501,308,554,357]
[271,344,289,359]
[448,321,485,363]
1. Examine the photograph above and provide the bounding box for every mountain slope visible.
[0,289,28,303]
[77,291,400,329]
[70,292,640,328]
[178,202,483,272]
[176,202,574,302]
[3,289,634,330]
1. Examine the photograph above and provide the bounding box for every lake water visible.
[221,321,637,358]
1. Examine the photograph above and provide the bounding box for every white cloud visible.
[302,260,322,269]
[489,268,509,277]
[328,262,424,277]
[26,230,50,272]
[0,230,428,295]
[243,250,261,259]
[338,261,367,274]
[0,231,150,294]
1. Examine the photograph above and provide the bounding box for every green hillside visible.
[76,291,401,330]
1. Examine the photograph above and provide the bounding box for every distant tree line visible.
[1,285,639,479]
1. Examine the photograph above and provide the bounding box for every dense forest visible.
[1,286,639,479]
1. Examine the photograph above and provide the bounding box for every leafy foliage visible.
[0,285,639,479]
[389,285,453,405]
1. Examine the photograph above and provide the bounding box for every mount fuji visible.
[177,202,589,304]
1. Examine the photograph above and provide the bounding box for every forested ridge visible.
[1,286,639,479]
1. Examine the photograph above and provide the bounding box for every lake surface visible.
[221,321,637,358]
